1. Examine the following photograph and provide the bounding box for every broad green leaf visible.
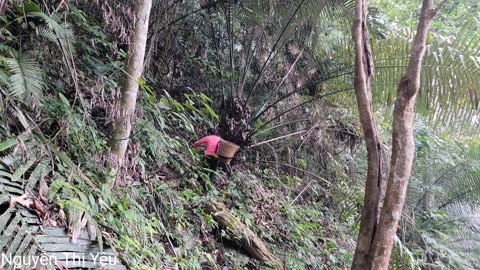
[202,101,219,120]
[11,159,36,182]
[0,138,17,152]
[58,92,70,107]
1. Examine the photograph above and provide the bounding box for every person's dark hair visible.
[207,128,218,135]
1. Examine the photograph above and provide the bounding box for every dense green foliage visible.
[0,0,479,269]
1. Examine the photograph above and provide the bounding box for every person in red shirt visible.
[193,128,223,185]
[193,128,222,156]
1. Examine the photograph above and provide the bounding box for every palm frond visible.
[407,151,480,213]
[27,11,77,70]
[371,20,480,129]
[0,139,44,269]
[277,0,355,57]
[11,159,36,183]
[28,12,76,50]
[0,208,40,269]
[272,0,354,26]
[0,138,18,152]
[401,137,480,268]
[25,159,49,192]
[3,54,46,103]
[414,219,475,269]
[242,0,355,101]
[444,203,480,252]
[0,138,108,268]
[304,0,355,20]
[245,0,354,24]
[37,26,58,44]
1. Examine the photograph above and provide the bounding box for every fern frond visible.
[391,235,418,269]
[64,197,89,211]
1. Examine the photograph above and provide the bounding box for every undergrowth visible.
[0,2,364,269]
[84,91,358,269]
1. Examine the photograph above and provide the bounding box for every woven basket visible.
[216,140,240,158]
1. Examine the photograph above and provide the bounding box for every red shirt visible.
[193,135,221,155]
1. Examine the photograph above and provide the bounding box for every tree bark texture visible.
[204,199,284,269]
[369,1,443,268]
[350,0,384,268]
[110,0,152,179]
[351,0,445,269]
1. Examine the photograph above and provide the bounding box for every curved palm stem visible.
[438,187,480,209]
[250,129,307,147]
[253,118,311,137]
[248,67,354,126]
[226,0,235,97]
[245,0,309,102]
[209,21,225,96]
[248,87,353,139]
[413,162,465,212]
[254,47,305,118]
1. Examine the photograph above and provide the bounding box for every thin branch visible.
[210,20,225,96]
[290,180,313,206]
[249,129,307,147]
[226,1,235,97]
[435,0,449,14]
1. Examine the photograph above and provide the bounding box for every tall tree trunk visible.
[110,0,152,184]
[350,0,384,268]
[369,1,446,268]
[351,0,447,269]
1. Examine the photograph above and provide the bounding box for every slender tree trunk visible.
[351,0,447,269]
[369,1,446,268]
[350,0,384,268]
[110,0,152,183]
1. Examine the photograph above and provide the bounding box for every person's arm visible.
[193,136,208,147]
